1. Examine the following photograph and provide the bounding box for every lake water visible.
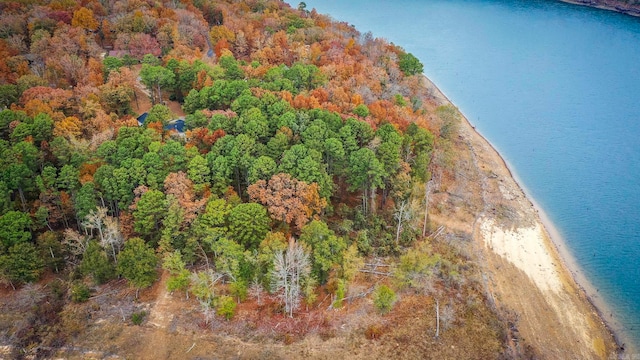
[289,0,640,350]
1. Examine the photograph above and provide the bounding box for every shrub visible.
[80,240,115,285]
[131,310,147,325]
[394,94,407,107]
[356,230,371,255]
[216,295,236,320]
[353,104,369,118]
[332,279,345,309]
[50,278,67,300]
[337,219,353,235]
[141,54,160,66]
[399,226,420,247]
[373,285,396,314]
[335,203,352,218]
[71,282,91,303]
[303,276,318,307]
[365,324,385,340]
[395,241,440,290]
[229,280,248,302]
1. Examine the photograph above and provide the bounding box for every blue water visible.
[289,0,640,349]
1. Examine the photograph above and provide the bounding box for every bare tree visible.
[82,207,123,262]
[441,302,455,332]
[83,207,108,242]
[102,215,124,263]
[394,199,412,245]
[16,283,45,309]
[435,298,440,339]
[422,170,441,237]
[248,278,265,306]
[270,242,311,317]
[435,299,455,339]
[190,269,224,325]
[62,228,91,265]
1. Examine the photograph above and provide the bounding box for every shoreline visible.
[423,75,624,356]
[496,138,629,354]
[559,0,640,17]
[515,170,630,353]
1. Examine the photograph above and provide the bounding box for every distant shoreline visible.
[422,74,624,355]
[559,0,640,17]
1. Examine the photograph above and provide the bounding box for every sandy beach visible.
[423,76,620,358]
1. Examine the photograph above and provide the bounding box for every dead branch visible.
[316,293,332,308]
[88,290,119,300]
[359,269,392,276]
[429,225,446,240]
[343,285,376,302]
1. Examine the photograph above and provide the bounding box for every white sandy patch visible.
[498,182,517,201]
[481,218,562,293]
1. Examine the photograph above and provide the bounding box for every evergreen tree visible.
[228,203,270,250]
[0,242,44,286]
[117,238,158,296]
[299,220,346,283]
[133,189,167,242]
[80,240,116,285]
[0,211,32,252]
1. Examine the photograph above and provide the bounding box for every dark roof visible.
[164,119,185,133]
[137,113,185,133]
[137,113,148,126]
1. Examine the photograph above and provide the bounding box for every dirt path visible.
[139,271,175,359]
[146,271,173,329]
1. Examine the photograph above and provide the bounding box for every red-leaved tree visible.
[247,173,326,232]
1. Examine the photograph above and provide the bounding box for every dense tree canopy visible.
[0,0,445,325]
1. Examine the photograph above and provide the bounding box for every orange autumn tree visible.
[186,127,226,154]
[247,173,326,232]
[20,86,73,114]
[71,7,99,31]
[163,171,207,225]
[54,116,82,138]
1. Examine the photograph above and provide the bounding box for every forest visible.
[0,0,505,358]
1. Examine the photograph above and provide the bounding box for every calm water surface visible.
[290,0,640,349]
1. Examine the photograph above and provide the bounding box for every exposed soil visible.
[422,76,619,359]
[43,252,504,359]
